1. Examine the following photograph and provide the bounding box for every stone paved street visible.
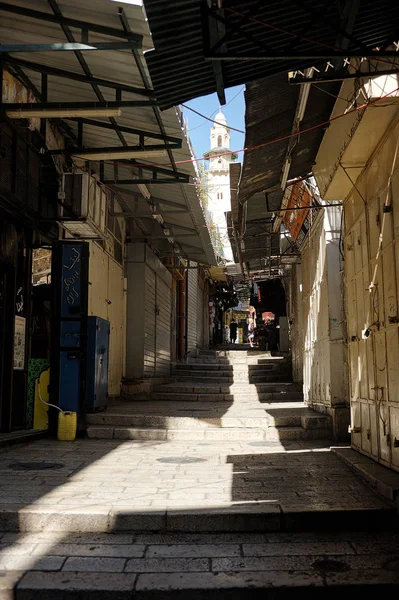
[0,350,397,597]
[0,529,399,598]
[0,437,393,534]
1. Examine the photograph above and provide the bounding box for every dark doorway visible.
[0,222,32,431]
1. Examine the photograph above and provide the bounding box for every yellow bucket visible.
[57,411,77,441]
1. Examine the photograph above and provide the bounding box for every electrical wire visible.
[66,83,399,238]
[95,83,399,171]
[181,103,245,134]
[184,86,245,132]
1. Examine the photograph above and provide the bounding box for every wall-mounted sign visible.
[283,182,316,248]
[13,315,26,370]
[61,245,83,317]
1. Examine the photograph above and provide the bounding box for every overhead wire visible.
[92,82,399,172]
[183,85,245,134]
[180,103,245,133]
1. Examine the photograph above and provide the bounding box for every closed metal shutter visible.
[143,264,156,377]
[186,265,198,354]
[196,273,207,348]
[156,277,171,376]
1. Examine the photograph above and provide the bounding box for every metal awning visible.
[143,0,399,110]
[0,0,216,266]
[238,74,339,204]
[229,163,299,278]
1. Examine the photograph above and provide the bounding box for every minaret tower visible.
[203,110,235,260]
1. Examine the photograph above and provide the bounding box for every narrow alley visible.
[1,0,399,597]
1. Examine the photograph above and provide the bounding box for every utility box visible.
[86,316,110,413]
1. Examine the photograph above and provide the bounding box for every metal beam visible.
[178,243,203,251]
[156,198,188,210]
[49,143,181,156]
[0,41,140,53]
[119,7,180,177]
[106,167,189,181]
[168,223,197,233]
[65,117,181,145]
[47,0,127,148]
[202,3,226,105]
[206,50,399,60]
[331,0,360,72]
[3,100,155,111]
[4,56,152,96]
[104,178,190,185]
[206,4,277,62]
[0,2,142,43]
[135,164,188,178]
[289,67,399,84]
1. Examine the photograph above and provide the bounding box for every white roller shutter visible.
[186,265,198,354]
[143,264,156,377]
[156,277,171,375]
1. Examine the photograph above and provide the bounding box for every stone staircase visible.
[87,349,332,441]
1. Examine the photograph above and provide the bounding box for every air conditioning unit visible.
[58,172,106,240]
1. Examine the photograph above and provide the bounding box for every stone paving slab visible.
[0,438,394,534]
[1,531,398,598]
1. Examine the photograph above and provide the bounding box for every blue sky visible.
[183,86,246,160]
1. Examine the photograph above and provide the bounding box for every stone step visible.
[171,370,234,378]
[0,503,393,538]
[175,363,287,371]
[172,371,292,383]
[172,367,281,376]
[172,370,292,379]
[150,392,303,402]
[86,411,327,431]
[153,383,302,393]
[187,357,290,365]
[175,376,235,384]
[15,556,399,599]
[87,425,331,442]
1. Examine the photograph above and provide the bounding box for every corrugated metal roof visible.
[238,74,339,204]
[229,161,297,275]
[0,0,216,265]
[143,0,399,110]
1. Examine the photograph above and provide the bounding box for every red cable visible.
[69,84,399,190]
[101,83,399,171]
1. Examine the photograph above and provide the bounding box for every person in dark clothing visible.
[230,319,238,344]
[267,323,279,351]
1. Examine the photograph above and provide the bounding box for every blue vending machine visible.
[86,316,110,413]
